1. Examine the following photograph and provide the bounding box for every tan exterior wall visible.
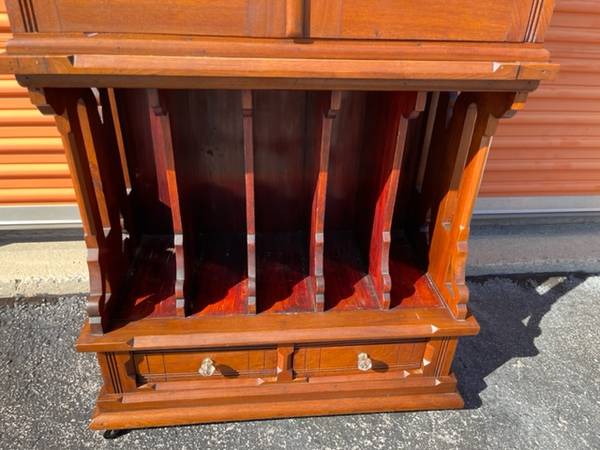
[0,0,75,204]
[482,0,600,196]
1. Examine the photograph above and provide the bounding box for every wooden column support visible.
[242,90,257,314]
[310,91,341,312]
[147,89,186,317]
[427,91,529,319]
[28,88,129,334]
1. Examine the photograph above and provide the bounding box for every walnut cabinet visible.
[1,0,558,432]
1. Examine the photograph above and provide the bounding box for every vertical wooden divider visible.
[242,90,257,314]
[76,98,112,239]
[310,91,341,312]
[369,92,426,310]
[100,88,135,255]
[147,89,186,317]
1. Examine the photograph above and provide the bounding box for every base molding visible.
[90,382,464,430]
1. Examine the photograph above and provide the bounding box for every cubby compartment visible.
[165,90,251,316]
[109,89,253,324]
[323,91,444,312]
[101,87,449,330]
[252,91,320,313]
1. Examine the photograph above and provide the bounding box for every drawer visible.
[293,341,426,377]
[134,347,277,383]
[20,0,303,38]
[309,0,537,42]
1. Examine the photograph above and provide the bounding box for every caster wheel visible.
[103,429,129,439]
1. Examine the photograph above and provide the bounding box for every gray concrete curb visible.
[1,221,599,299]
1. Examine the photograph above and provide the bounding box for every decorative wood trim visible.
[28,89,110,334]
[242,90,257,314]
[17,0,38,32]
[98,352,138,394]
[428,92,528,319]
[276,345,294,383]
[526,0,555,43]
[285,0,304,38]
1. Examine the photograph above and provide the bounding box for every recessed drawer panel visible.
[293,341,426,377]
[134,348,277,383]
[24,0,303,38]
[309,0,537,42]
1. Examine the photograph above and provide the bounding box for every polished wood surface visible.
[309,0,539,42]
[3,0,557,432]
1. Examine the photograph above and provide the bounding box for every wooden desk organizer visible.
[2,0,558,432]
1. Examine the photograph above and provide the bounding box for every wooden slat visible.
[77,97,111,236]
[242,90,256,314]
[309,91,340,312]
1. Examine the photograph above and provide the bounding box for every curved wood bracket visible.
[426,91,529,319]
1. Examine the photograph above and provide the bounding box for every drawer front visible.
[134,348,277,383]
[25,0,302,38]
[309,0,536,42]
[293,341,426,377]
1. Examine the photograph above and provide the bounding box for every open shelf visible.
[188,233,248,316]
[166,89,252,316]
[323,231,380,311]
[252,91,322,314]
[98,87,446,332]
[389,233,445,309]
[256,232,314,313]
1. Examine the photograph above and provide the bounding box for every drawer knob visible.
[357,352,372,372]
[198,357,216,377]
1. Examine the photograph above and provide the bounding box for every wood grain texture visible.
[26,0,301,38]
[309,91,340,312]
[309,0,536,42]
[11,0,555,430]
[242,90,257,314]
[426,92,526,319]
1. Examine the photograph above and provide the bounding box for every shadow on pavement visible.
[456,272,594,409]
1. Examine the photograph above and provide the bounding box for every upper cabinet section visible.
[309,0,552,43]
[6,0,304,38]
[7,0,555,43]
